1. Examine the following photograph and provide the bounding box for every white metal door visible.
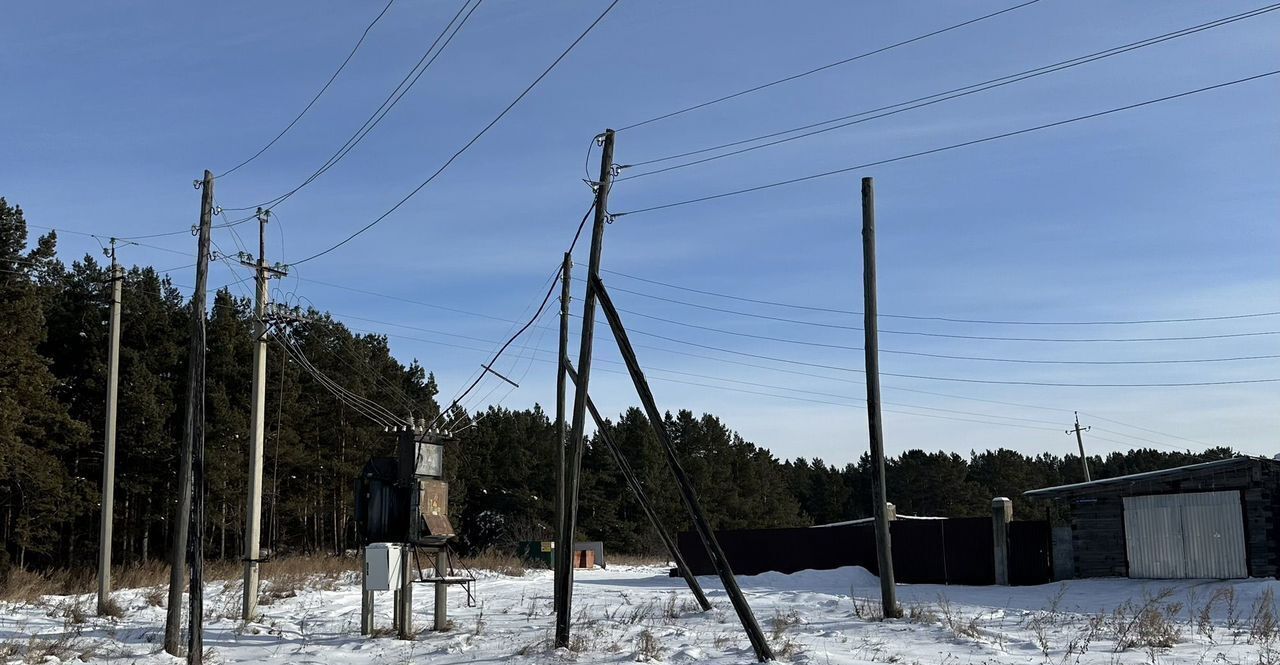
[1123,491,1247,579]
[1123,494,1186,578]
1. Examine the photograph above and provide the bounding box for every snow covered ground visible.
[5,563,1280,664]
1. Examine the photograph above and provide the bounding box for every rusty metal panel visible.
[419,479,454,537]
[1123,491,1246,579]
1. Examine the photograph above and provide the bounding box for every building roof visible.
[1024,456,1278,498]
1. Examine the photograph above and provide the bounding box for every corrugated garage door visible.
[1122,491,1247,579]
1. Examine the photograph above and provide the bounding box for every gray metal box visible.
[365,543,404,591]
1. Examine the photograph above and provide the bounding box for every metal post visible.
[242,209,271,621]
[563,361,711,611]
[97,248,122,616]
[555,129,614,649]
[592,277,773,662]
[553,252,571,608]
[360,547,373,635]
[166,170,213,657]
[434,549,448,631]
[861,177,900,619]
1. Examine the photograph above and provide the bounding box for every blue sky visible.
[3,0,1277,465]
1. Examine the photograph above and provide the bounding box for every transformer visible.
[355,429,456,547]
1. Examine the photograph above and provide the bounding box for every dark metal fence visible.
[676,518,1051,586]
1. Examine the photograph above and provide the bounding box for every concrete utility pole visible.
[860,177,900,619]
[97,240,123,616]
[166,170,214,659]
[553,251,571,608]
[242,208,287,621]
[1067,412,1091,482]
[555,129,614,649]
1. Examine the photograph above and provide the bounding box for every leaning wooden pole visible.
[165,171,213,656]
[860,177,900,618]
[554,129,614,649]
[593,276,774,662]
[563,360,711,611]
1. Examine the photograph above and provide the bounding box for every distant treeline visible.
[0,197,1235,577]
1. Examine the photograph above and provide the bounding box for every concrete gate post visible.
[992,497,1013,586]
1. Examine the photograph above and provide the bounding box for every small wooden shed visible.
[1025,457,1280,580]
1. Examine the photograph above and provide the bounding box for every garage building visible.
[1025,456,1280,580]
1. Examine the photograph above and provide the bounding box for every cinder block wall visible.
[1067,461,1280,578]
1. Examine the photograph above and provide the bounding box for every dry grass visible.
[461,549,526,576]
[634,629,663,661]
[608,553,668,567]
[0,555,356,605]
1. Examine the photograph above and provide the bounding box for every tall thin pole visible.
[860,177,900,619]
[242,208,271,621]
[166,170,213,658]
[555,129,614,649]
[553,252,572,608]
[1068,412,1092,482]
[97,242,123,616]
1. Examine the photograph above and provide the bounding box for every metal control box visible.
[414,442,443,479]
[365,543,404,591]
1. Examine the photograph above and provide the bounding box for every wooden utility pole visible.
[860,177,900,619]
[242,208,286,621]
[555,129,614,649]
[1067,412,1091,482]
[166,171,214,657]
[97,240,123,616]
[553,252,571,608]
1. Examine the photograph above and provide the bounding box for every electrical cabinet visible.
[365,543,404,591]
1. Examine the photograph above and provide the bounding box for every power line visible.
[1079,411,1222,450]
[616,70,1280,217]
[599,268,1280,326]
[226,0,482,213]
[1088,426,1193,453]
[292,0,620,265]
[217,0,397,179]
[615,0,1042,132]
[273,328,407,427]
[237,283,1220,450]
[573,315,1280,387]
[25,224,194,258]
[346,320,1078,435]
[432,264,562,425]
[332,275,1280,365]
[620,3,1280,179]
[611,305,1280,345]
[297,276,513,323]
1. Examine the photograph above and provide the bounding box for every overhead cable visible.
[615,0,1041,132]
[291,0,620,265]
[616,70,1280,217]
[620,3,1280,179]
[218,0,397,179]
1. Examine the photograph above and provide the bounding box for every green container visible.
[516,540,556,568]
